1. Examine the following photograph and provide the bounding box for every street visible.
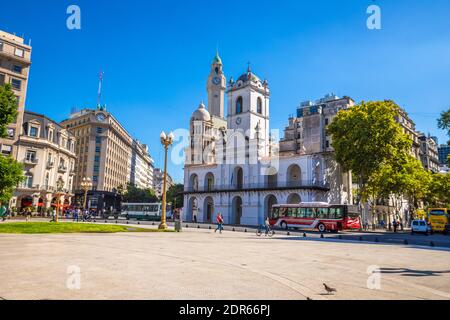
[0,222,449,300]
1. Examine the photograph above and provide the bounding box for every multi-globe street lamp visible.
[80,177,93,210]
[159,131,174,230]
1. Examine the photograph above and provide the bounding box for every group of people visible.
[213,212,272,235]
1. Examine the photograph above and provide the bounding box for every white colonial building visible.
[183,54,352,226]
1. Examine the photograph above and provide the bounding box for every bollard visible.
[320,233,324,239]
[430,241,435,247]
[303,233,307,238]
[209,226,212,230]
[152,222,155,226]
[244,229,247,233]
[126,221,129,225]
[404,239,408,245]
[198,225,200,229]
[186,224,188,228]
[359,236,363,241]
[93,220,96,223]
[105,220,107,223]
[115,220,118,224]
[375,237,379,243]
[287,231,290,236]
[138,222,140,225]
[232,228,235,232]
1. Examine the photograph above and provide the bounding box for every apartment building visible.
[130,139,154,190]
[418,134,440,173]
[0,30,32,158]
[279,94,355,156]
[154,168,174,198]
[10,111,77,212]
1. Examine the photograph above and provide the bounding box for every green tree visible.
[425,173,450,208]
[0,153,24,205]
[0,84,23,206]
[166,184,184,209]
[0,84,19,137]
[327,100,412,226]
[122,183,159,203]
[437,107,450,144]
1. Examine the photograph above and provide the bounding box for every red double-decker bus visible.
[269,202,361,233]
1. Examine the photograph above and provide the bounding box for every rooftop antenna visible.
[97,70,104,108]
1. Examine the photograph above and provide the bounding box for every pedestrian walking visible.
[264,216,271,236]
[215,213,224,234]
[25,207,32,222]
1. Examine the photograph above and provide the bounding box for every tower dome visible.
[191,102,211,121]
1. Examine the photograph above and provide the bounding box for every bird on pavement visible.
[323,283,337,295]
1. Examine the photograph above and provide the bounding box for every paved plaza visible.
[0,225,449,300]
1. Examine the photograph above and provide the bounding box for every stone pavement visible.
[0,225,449,300]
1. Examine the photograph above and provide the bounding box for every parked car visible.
[411,220,432,235]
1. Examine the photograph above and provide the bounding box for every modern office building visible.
[10,111,77,212]
[438,144,450,165]
[0,30,32,158]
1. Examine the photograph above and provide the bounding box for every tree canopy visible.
[122,183,159,203]
[327,100,412,203]
[166,184,184,209]
[0,84,23,205]
[437,107,450,144]
[0,84,19,138]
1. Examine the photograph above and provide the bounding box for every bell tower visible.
[207,52,226,119]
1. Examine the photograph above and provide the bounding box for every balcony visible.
[58,165,68,173]
[184,180,330,194]
[23,158,38,165]
[69,169,76,176]
[46,161,55,169]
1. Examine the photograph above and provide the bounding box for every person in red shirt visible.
[215,212,224,234]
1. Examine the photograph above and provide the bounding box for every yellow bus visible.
[428,208,449,232]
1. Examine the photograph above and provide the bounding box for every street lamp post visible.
[80,177,92,210]
[55,177,64,223]
[159,131,174,230]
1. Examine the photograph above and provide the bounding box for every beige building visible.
[61,107,133,193]
[153,168,174,198]
[11,111,77,212]
[130,139,154,190]
[418,134,440,173]
[280,94,355,156]
[0,30,32,158]
[395,107,421,160]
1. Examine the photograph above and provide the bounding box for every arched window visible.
[257,97,262,114]
[236,97,243,114]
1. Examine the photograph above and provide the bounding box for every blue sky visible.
[1,0,449,183]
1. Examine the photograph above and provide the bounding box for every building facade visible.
[0,30,32,158]
[183,56,351,226]
[279,94,355,156]
[61,107,133,211]
[153,168,174,198]
[438,144,450,165]
[130,139,154,190]
[10,111,77,212]
[418,134,440,173]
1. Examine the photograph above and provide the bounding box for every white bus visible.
[120,203,172,221]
